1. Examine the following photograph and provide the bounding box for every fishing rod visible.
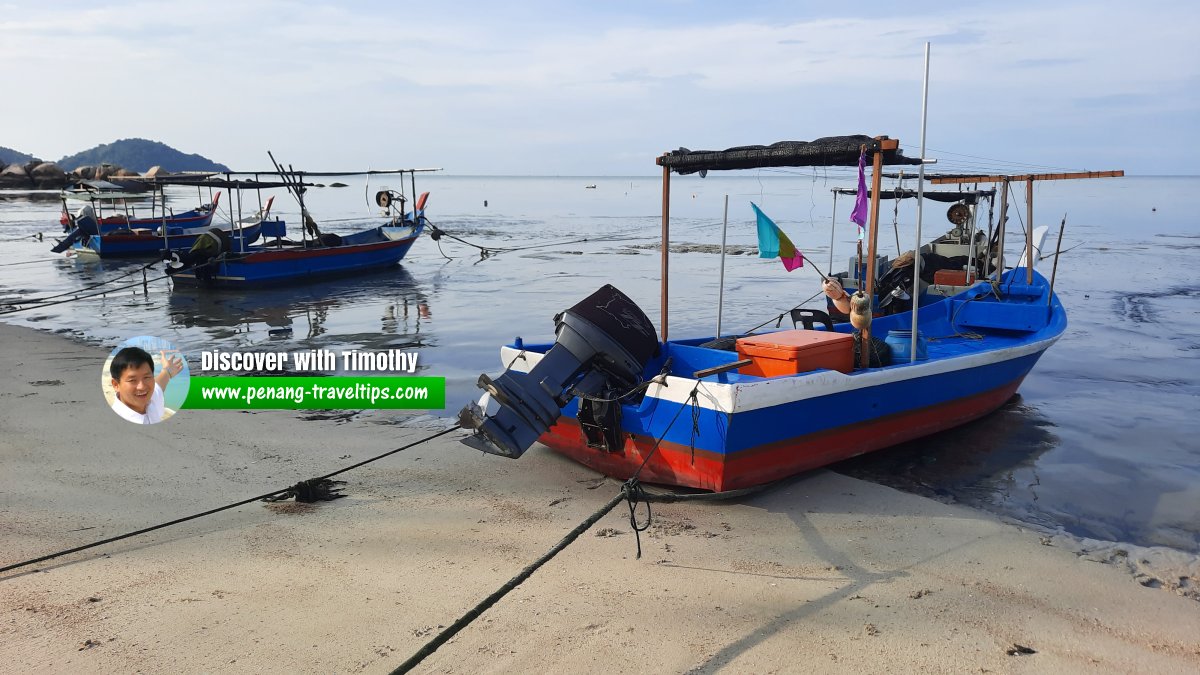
[266,151,321,241]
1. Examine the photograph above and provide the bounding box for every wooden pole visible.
[660,162,671,343]
[827,191,838,275]
[929,170,1123,184]
[995,179,1010,279]
[1025,177,1034,284]
[860,138,890,369]
[1048,215,1066,308]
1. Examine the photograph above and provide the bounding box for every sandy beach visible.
[1,321,1198,674]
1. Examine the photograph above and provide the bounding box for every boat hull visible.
[540,361,1036,492]
[76,208,218,237]
[73,222,265,258]
[491,270,1064,492]
[169,225,421,287]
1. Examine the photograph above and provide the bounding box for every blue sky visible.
[1,1,1195,174]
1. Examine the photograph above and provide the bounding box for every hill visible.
[0,146,37,165]
[57,138,230,172]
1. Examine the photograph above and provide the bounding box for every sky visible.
[1,1,1196,175]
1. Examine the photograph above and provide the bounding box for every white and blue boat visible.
[459,135,1121,491]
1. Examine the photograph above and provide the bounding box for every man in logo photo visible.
[109,346,183,424]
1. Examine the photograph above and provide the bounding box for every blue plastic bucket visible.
[885,329,928,361]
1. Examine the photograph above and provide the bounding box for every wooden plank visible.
[930,170,1124,184]
[693,359,753,379]
[861,142,887,369]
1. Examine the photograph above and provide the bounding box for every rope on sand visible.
[391,384,784,674]
[0,426,462,574]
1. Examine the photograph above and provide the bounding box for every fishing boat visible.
[52,180,223,255]
[458,135,1122,491]
[165,166,437,287]
[825,186,1058,321]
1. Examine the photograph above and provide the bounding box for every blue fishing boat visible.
[166,167,435,287]
[458,135,1121,491]
[53,181,222,254]
[68,196,287,258]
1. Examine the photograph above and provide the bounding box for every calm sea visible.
[1,174,1197,553]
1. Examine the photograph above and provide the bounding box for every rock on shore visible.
[0,160,154,189]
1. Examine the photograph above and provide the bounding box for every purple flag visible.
[849,150,868,235]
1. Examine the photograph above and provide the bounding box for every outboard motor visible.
[166,227,231,275]
[458,284,659,458]
[71,205,101,236]
[51,205,98,253]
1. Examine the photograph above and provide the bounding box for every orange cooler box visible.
[736,330,855,377]
[933,269,975,285]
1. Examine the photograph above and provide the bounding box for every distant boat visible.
[584,184,597,189]
[458,135,1122,492]
[68,196,283,258]
[52,183,224,255]
[166,168,435,287]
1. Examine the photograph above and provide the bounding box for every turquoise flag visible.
[751,203,804,271]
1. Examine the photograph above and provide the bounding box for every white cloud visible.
[1,1,1195,174]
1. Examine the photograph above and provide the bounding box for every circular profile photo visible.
[101,336,191,425]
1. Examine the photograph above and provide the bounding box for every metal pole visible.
[660,163,671,343]
[160,184,169,253]
[909,41,931,363]
[1025,177,1035,284]
[893,173,903,255]
[716,194,729,338]
[996,179,1010,279]
[966,200,978,282]
[984,192,995,276]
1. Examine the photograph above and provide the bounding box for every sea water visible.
[1,173,1197,553]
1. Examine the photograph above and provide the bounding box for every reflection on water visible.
[0,190,69,202]
[835,395,1061,520]
[164,266,435,369]
[2,176,1198,555]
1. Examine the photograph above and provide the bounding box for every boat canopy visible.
[657,135,922,175]
[832,188,995,204]
[217,168,443,177]
[142,176,314,190]
[62,180,154,200]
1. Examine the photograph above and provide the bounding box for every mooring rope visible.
[0,426,462,574]
[2,260,159,307]
[389,486,631,674]
[395,384,705,673]
[0,273,170,316]
[743,289,826,335]
[425,220,637,259]
[0,258,55,268]
[0,233,44,243]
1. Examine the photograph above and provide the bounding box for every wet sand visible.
[2,322,1198,673]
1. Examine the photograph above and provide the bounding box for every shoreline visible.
[2,321,1197,673]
